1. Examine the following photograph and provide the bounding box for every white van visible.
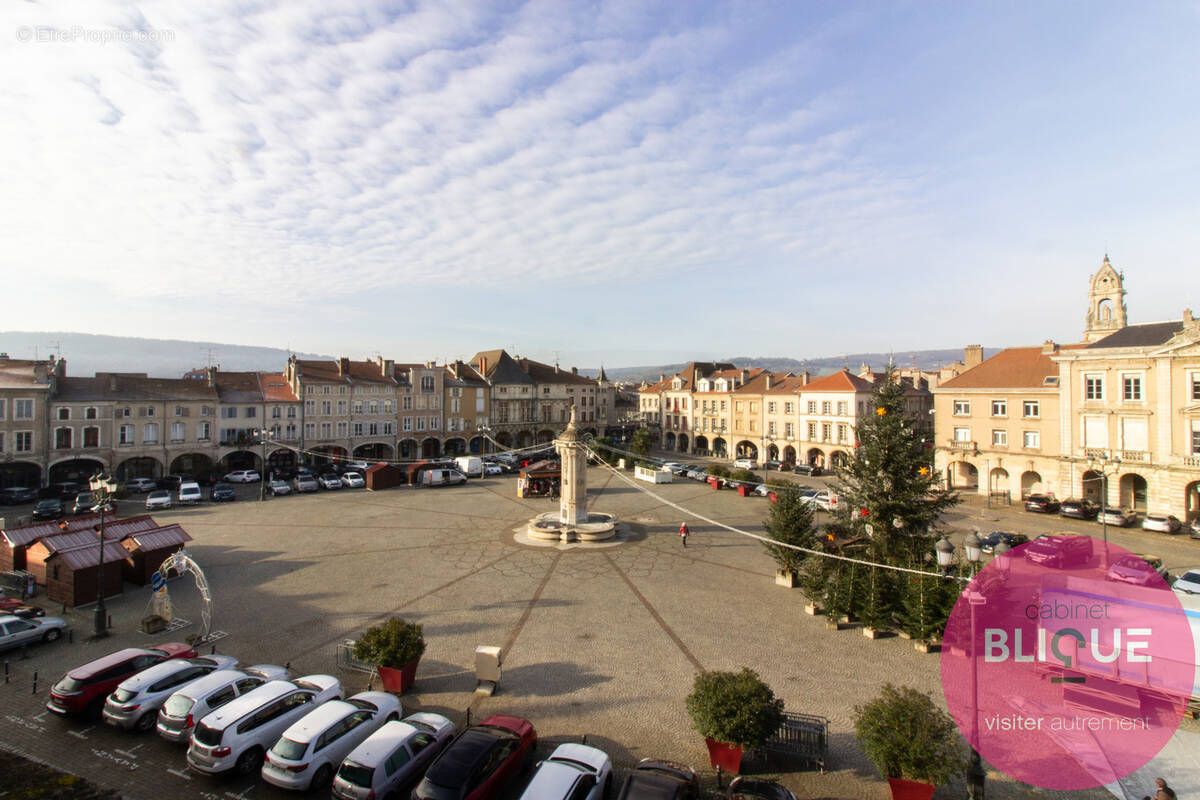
[186,675,342,776]
[157,665,289,744]
[178,481,202,505]
[420,469,467,488]
[453,457,483,478]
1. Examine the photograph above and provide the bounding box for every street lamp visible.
[1086,453,1121,567]
[966,588,988,800]
[963,529,983,576]
[935,536,955,576]
[258,427,269,501]
[92,484,114,638]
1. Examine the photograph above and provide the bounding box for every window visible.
[174,406,185,417]
[785,422,794,438]
[304,423,315,438]
[201,406,211,416]
[336,421,348,437]
[55,427,72,449]
[16,431,33,452]
[57,407,70,420]
[992,429,1008,447]
[145,406,155,417]
[320,422,332,437]
[198,422,210,441]
[1022,400,1039,418]
[821,401,832,415]
[768,421,776,436]
[85,407,97,419]
[337,400,347,415]
[1122,375,1142,401]
[807,422,816,439]
[429,415,439,430]
[321,400,332,415]
[953,427,971,442]
[143,423,159,444]
[287,406,296,418]
[0,399,5,419]
[221,407,237,419]
[991,400,1007,417]
[821,423,832,441]
[0,432,5,451]
[15,399,34,420]
[402,396,412,411]
[807,400,817,414]
[305,399,315,414]
[272,406,281,418]
[1192,373,1200,402]
[953,400,971,416]
[421,376,435,393]
[170,422,185,442]
[1084,375,1104,401]
[415,416,425,431]
[837,401,848,416]
[837,423,848,442]
[1192,427,1200,455]
[767,402,776,413]
[352,422,364,437]
[1023,430,1040,449]
[119,425,133,444]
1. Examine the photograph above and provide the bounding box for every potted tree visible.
[853,684,963,800]
[685,668,784,775]
[352,617,426,694]
[761,485,817,589]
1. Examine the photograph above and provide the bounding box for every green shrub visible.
[730,469,759,484]
[706,464,730,478]
[853,684,963,785]
[352,617,426,668]
[685,668,784,750]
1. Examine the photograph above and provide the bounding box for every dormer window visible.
[672,379,682,390]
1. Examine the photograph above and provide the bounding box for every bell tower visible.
[1083,254,1128,342]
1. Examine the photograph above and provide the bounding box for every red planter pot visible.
[704,738,743,774]
[376,658,420,693]
[886,777,935,800]
[708,477,720,490]
[737,485,750,497]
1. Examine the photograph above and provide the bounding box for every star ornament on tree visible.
[919,466,930,476]
[875,407,887,416]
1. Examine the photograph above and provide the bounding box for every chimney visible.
[54,358,66,377]
[338,357,350,375]
[801,371,810,385]
[571,366,578,375]
[1184,308,1195,328]
[964,345,984,368]
[764,375,773,390]
[452,361,460,378]
[207,366,217,387]
[109,374,118,392]
[858,362,871,378]
[478,356,488,375]
[659,373,664,383]
[740,369,749,383]
[1042,340,1057,355]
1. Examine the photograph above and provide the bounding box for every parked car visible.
[733,458,758,470]
[686,467,708,481]
[178,481,203,505]
[420,469,467,487]
[319,473,343,490]
[762,460,782,471]
[262,691,402,791]
[157,665,290,744]
[344,461,370,472]
[125,477,158,493]
[978,531,1029,554]
[210,483,237,502]
[791,463,821,476]
[1107,553,1169,587]
[32,498,64,520]
[332,712,456,800]
[103,655,240,732]
[7,604,47,619]
[1024,494,1061,513]
[0,613,67,651]
[1171,570,1200,595]
[660,462,683,473]
[224,470,261,484]
[1022,534,1093,569]
[46,643,197,718]
[617,759,700,800]
[727,777,797,800]
[1059,498,1100,520]
[483,463,504,477]
[1143,513,1183,534]
[519,743,612,800]
[294,475,319,493]
[267,480,292,496]
[413,715,537,800]
[340,472,365,489]
[1098,507,1139,527]
[1192,517,1200,539]
[0,486,38,505]
[157,475,186,491]
[186,675,343,776]
[753,484,771,497]
[146,490,173,510]
[801,489,840,512]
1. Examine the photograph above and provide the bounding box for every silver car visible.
[332,713,457,800]
[104,655,240,732]
[0,614,67,651]
[1143,513,1182,534]
[158,665,290,743]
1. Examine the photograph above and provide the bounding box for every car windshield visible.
[149,491,168,499]
[111,687,138,703]
[337,760,375,788]
[55,676,85,693]
[162,694,195,716]
[414,778,461,800]
[192,722,223,746]
[1025,539,1060,553]
[1180,571,1200,583]
[271,737,308,760]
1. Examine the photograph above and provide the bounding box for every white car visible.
[146,490,172,510]
[262,691,402,791]
[0,614,67,651]
[157,665,290,744]
[660,462,683,473]
[801,489,840,511]
[1172,570,1200,595]
[753,484,770,497]
[1098,507,1138,527]
[341,472,365,489]
[103,655,239,732]
[267,480,292,496]
[225,470,261,483]
[187,675,342,777]
[1143,514,1182,534]
[332,713,456,800]
[319,474,343,490]
[733,458,758,470]
[483,463,503,477]
[519,743,613,800]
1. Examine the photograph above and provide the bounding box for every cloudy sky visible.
[2,1,1198,369]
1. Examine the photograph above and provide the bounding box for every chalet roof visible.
[121,525,192,552]
[29,533,130,570]
[798,369,876,393]
[937,346,1081,390]
[1085,321,1185,349]
[471,350,535,385]
[2,514,158,548]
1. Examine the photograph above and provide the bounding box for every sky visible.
[2,1,1198,370]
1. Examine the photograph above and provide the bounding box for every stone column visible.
[556,407,588,525]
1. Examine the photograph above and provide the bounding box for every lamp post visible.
[935,536,955,576]
[966,587,988,800]
[1086,453,1121,568]
[258,428,269,501]
[963,529,983,577]
[92,486,114,638]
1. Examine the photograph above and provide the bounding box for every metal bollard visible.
[107,614,112,630]
[210,644,216,655]
[716,765,723,790]
[465,707,471,727]
[284,661,291,672]
[68,629,73,644]
[32,670,38,695]
[4,660,8,684]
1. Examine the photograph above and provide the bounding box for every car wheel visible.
[134,711,156,733]
[235,747,264,777]
[603,774,612,800]
[43,628,61,642]
[87,696,106,721]
[311,764,333,790]
[386,712,399,722]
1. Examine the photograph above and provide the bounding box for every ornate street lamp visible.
[935,536,955,576]
[963,529,983,576]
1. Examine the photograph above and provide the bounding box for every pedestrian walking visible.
[1154,778,1177,800]
[679,522,689,548]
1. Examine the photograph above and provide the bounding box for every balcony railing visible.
[1082,448,1111,461]
[948,440,977,451]
[1118,450,1149,463]
[1182,455,1200,468]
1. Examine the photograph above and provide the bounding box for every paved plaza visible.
[0,465,1179,799]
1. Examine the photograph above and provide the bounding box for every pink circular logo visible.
[941,538,1195,790]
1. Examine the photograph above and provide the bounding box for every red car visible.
[413,714,536,800]
[46,643,196,718]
